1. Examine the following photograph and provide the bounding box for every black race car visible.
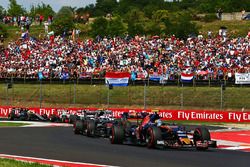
[73,110,116,137]
[8,108,48,121]
[49,109,86,123]
[110,112,217,150]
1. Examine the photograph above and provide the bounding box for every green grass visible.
[0,158,50,167]
[5,24,46,44]
[3,20,250,45]
[196,20,250,37]
[0,84,249,111]
[0,122,30,127]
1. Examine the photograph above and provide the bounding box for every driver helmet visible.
[155,119,162,127]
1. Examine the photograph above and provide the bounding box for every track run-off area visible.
[0,122,250,167]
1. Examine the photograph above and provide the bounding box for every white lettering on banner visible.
[243,113,250,120]
[191,112,223,120]
[112,111,123,117]
[178,111,190,120]
[67,110,77,114]
[39,108,56,116]
[160,112,172,119]
[228,113,242,122]
[178,111,223,120]
[0,108,12,116]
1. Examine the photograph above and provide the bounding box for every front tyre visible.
[193,127,210,150]
[146,126,162,148]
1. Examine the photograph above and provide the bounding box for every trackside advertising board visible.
[0,106,250,123]
[235,73,250,84]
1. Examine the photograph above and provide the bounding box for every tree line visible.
[1,0,250,39]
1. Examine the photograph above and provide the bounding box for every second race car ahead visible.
[73,109,116,137]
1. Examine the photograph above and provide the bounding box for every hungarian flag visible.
[181,73,194,82]
[105,72,130,86]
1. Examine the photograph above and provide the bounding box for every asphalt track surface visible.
[0,126,249,167]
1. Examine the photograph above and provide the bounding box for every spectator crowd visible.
[0,32,249,81]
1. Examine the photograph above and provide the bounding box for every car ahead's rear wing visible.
[122,112,145,119]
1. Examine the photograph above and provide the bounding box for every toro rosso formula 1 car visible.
[73,110,116,137]
[110,112,217,150]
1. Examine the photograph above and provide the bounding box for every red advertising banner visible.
[0,106,250,123]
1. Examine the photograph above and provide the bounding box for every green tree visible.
[51,6,75,35]
[168,12,198,39]
[90,15,126,37]
[0,5,6,20]
[95,0,118,16]
[0,23,8,38]
[76,4,95,17]
[107,16,126,36]
[7,0,26,16]
[125,9,148,36]
[152,10,170,23]
[30,3,55,20]
[90,17,108,37]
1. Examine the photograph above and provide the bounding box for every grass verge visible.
[0,122,30,127]
[0,158,50,167]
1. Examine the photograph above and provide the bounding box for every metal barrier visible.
[0,78,249,111]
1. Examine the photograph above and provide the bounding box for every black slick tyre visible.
[86,120,96,137]
[110,125,124,144]
[74,120,83,134]
[146,126,162,148]
[193,127,210,150]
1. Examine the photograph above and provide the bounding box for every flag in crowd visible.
[149,72,162,81]
[105,72,130,86]
[181,73,194,82]
[60,72,69,80]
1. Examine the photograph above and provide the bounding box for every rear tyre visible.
[8,114,14,120]
[86,120,96,137]
[74,121,83,134]
[69,115,77,124]
[146,126,162,148]
[110,125,124,144]
[50,115,58,122]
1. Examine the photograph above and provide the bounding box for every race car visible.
[110,112,217,150]
[73,110,116,137]
[49,109,84,123]
[8,108,48,121]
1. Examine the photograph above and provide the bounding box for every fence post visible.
[144,81,147,110]
[6,83,8,106]
[177,74,180,87]
[208,74,211,87]
[220,82,226,110]
[220,83,223,110]
[40,79,42,108]
[181,83,183,109]
[11,76,13,105]
[107,86,110,108]
[69,80,72,104]
[128,85,131,106]
[73,80,76,104]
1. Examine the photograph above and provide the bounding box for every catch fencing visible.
[0,78,249,111]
